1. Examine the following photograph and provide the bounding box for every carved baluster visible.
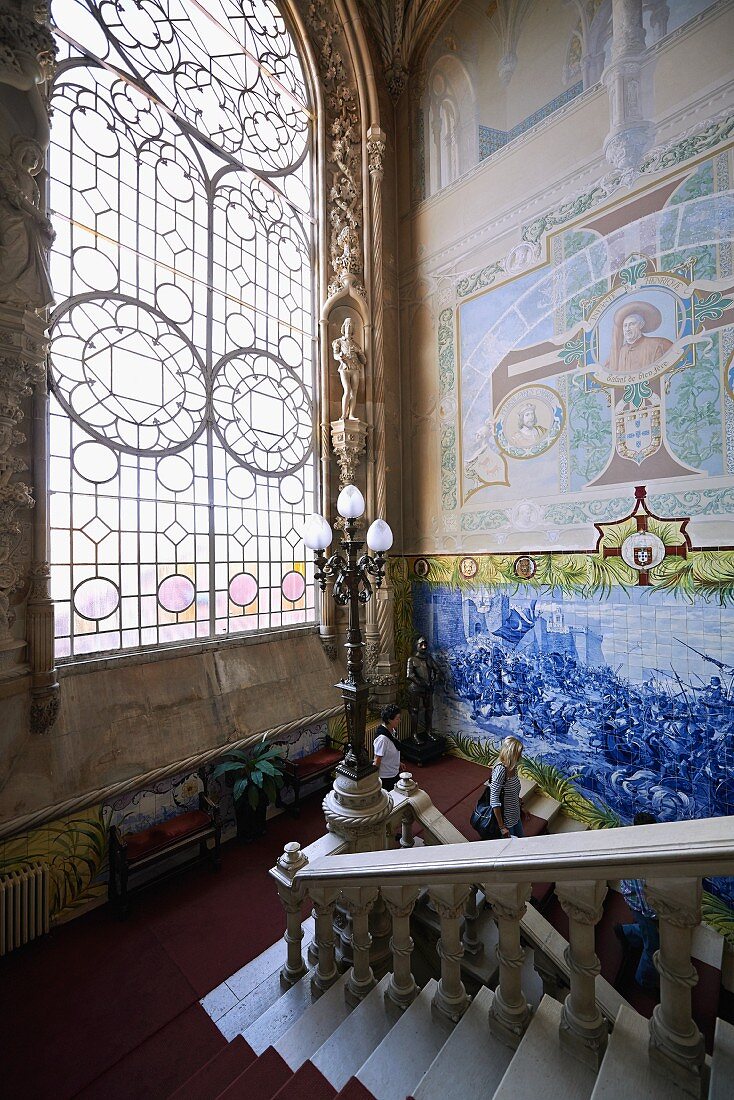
[462,885,484,958]
[555,880,609,1069]
[309,885,340,993]
[484,882,532,1046]
[272,842,309,987]
[382,884,421,1009]
[646,878,705,1098]
[428,883,471,1021]
[399,806,415,848]
[341,886,379,1005]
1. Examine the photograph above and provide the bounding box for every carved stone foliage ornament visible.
[0,324,45,639]
[305,1,364,298]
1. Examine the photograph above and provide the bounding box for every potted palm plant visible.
[211,741,286,841]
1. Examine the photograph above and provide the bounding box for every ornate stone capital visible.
[0,0,57,92]
[556,880,608,926]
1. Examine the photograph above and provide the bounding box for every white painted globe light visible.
[336,484,365,519]
[303,513,332,551]
[366,518,393,552]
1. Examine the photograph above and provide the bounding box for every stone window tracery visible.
[46,0,316,659]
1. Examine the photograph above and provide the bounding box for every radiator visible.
[0,863,50,956]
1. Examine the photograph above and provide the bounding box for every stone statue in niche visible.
[0,135,55,308]
[332,316,365,421]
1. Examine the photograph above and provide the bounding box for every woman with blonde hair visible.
[490,736,524,838]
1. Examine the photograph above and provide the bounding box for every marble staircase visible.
[186,784,734,1100]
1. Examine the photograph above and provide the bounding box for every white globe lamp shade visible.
[366,518,393,553]
[336,484,365,519]
[303,513,332,551]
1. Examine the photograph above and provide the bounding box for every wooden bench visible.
[281,736,343,816]
[108,793,221,918]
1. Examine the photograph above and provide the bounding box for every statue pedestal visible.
[400,735,447,766]
[330,418,368,487]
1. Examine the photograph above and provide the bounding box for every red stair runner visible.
[168,1035,255,1100]
[272,1060,337,1099]
[334,1077,376,1099]
[216,1045,292,1099]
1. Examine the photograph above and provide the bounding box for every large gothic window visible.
[47,0,316,659]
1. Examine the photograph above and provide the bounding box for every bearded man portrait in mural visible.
[605,301,673,375]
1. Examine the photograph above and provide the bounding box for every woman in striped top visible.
[490,736,524,838]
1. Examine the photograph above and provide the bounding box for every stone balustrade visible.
[270,785,734,1098]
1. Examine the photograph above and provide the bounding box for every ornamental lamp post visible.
[304,485,393,782]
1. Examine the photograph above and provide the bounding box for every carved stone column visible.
[341,885,379,1005]
[382,884,421,1009]
[602,0,654,181]
[555,880,609,1070]
[366,126,398,702]
[271,842,310,987]
[429,882,471,1022]
[0,2,58,731]
[462,885,484,959]
[646,878,706,1098]
[484,881,532,1047]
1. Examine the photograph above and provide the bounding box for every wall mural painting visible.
[456,154,734,539]
[405,484,734,923]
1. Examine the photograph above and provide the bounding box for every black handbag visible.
[470,780,502,840]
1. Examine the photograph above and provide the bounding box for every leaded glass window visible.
[47,0,316,659]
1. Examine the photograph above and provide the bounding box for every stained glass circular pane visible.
[74,577,120,620]
[212,350,312,475]
[157,454,194,493]
[227,465,256,499]
[50,297,206,454]
[280,474,304,506]
[229,572,258,607]
[158,574,195,613]
[73,440,119,483]
[281,570,305,603]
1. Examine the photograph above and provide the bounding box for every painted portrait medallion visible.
[513,555,537,580]
[493,384,564,460]
[459,556,478,579]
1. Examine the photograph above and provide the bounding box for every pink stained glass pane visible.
[157,574,195,614]
[74,577,120,620]
[229,572,258,606]
[281,570,305,603]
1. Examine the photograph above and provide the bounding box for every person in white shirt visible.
[373,704,402,791]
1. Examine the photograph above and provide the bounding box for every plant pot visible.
[234,797,268,842]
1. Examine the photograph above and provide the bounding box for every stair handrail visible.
[294,815,734,888]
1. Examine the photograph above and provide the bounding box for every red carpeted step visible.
[168,1035,255,1100]
[216,1046,292,1100]
[271,1060,337,1099]
[333,1076,377,1100]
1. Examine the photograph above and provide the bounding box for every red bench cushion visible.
[291,747,342,779]
[123,809,211,862]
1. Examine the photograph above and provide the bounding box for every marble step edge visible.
[412,985,514,1100]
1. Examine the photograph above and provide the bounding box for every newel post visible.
[555,880,609,1069]
[272,842,309,987]
[646,877,706,1098]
